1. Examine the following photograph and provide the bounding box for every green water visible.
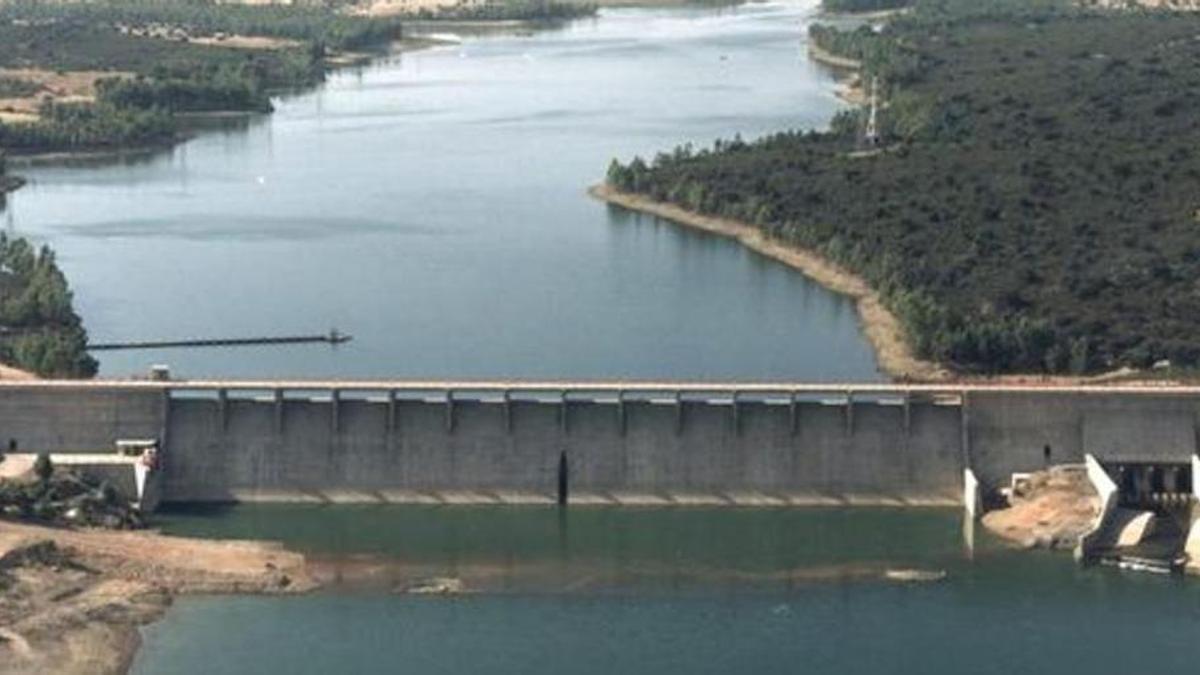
[134,504,1200,674]
[154,503,967,572]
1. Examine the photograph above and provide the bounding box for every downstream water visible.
[133,505,1200,675]
[2,1,881,382]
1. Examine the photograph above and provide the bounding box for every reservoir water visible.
[10,3,1199,672]
[2,1,881,382]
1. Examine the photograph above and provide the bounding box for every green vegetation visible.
[416,1,597,21]
[0,151,24,195]
[0,100,175,153]
[808,23,880,64]
[0,234,97,378]
[96,66,274,114]
[608,0,1200,375]
[0,0,404,51]
[33,453,53,484]
[822,0,912,12]
[0,77,40,99]
[0,1,395,153]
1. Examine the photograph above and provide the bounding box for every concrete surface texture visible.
[0,381,1198,506]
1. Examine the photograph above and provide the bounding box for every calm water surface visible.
[10,4,1191,672]
[3,1,880,381]
[133,505,1200,674]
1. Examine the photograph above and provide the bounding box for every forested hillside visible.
[0,1,399,153]
[0,235,96,378]
[608,0,1200,375]
[821,0,912,12]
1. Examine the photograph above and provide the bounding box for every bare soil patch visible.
[0,68,130,118]
[0,520,314,674]
[982,466,1100,550]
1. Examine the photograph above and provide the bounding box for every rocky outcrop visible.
[0,467,146,530]
[982,465,1100,550]
[0,519,314,673]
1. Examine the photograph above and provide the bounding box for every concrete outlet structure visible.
[2,380,1199,508]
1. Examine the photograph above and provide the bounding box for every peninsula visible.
[597,0,1200,379]
[0,0,600,158]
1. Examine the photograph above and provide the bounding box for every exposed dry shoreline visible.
[589,183,949,382]
[0,520,314,675]
[805,41,862,71]
[805,41,866,104]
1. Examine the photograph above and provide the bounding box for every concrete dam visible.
[2,380,1198,507]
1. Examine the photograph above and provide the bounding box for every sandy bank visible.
[806,42,862,71]
[360,0,694,17]
[0,520,313,675]
[0,363,37,382]
[816,7,912,22]
[804,43,864,104]
[589,184,949,382]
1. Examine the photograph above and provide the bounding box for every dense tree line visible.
[0,235,97,377]
[0,0,404,51]
[415,1,596,21]
[96,64,275,114]
[0,4,338,151]
[609,0,1200,375]
[0,101,174,153]
[821,0,912,12]
[0,151,24,198]
[0,77,39,99]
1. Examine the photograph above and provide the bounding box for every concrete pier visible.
[3,380,1200,507]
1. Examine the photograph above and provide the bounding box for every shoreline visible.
[3,139,187,168]
[816,7,911,22]
[587,188,1166,386]
[589,183,949,382]
[804,42,865,104]
[0,36,441,168]
[0,519,314,674]
[805,41,863,71]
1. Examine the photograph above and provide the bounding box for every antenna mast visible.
[864,76,880,146]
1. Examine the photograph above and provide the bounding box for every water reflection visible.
[158,504,990,592]
[8,2,881,382]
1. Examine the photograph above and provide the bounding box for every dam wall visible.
[159,389,965,504]
[0,386,164,453]
[966,390,1199,489]
[1,381,1198,506]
